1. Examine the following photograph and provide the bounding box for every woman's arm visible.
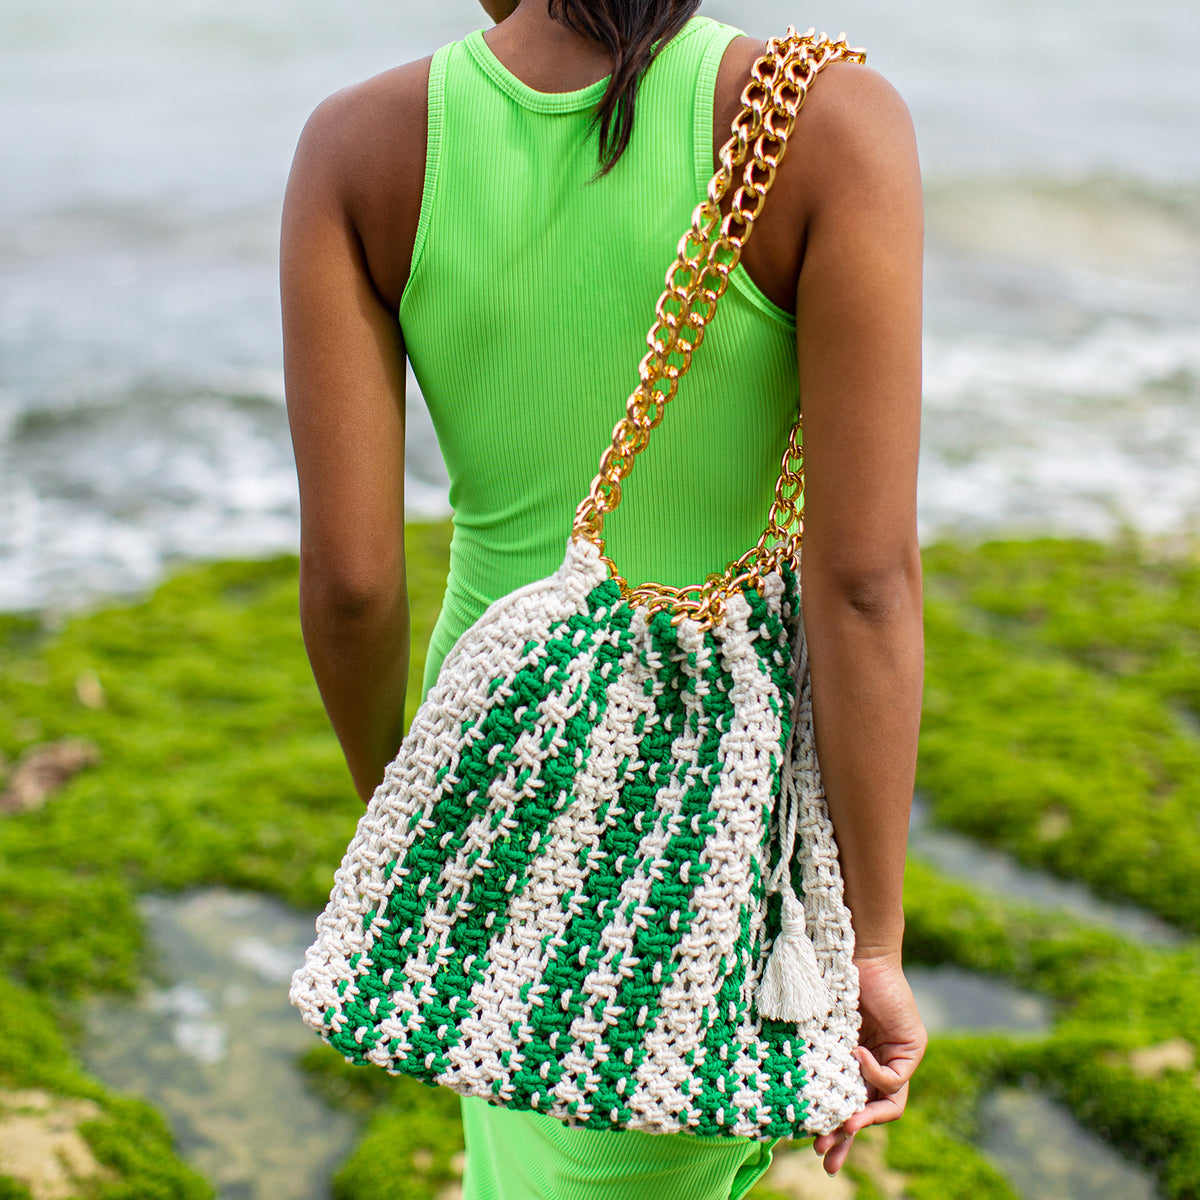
[281,95,412,802]
[792,65,927,1171]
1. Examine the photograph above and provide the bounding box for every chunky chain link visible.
[571,28,866,628]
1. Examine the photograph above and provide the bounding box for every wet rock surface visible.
[980,1086,1159,1200]
[81,889,358,1200]
[907,964,1051,1035]
[909,796,1183,946]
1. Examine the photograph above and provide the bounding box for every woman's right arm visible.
[790,64,928,1173]
[281,88,414,802]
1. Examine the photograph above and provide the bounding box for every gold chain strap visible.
[571,28,866,629]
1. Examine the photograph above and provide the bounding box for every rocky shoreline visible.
[1,525,1196,1199]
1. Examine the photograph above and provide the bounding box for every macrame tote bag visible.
[291,29,869,1140]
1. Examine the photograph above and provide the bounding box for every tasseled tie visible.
[758,624,833,1024]
[757,883,833,1023]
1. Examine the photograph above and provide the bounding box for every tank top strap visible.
[405,42,451,311]
[686,22,743,199]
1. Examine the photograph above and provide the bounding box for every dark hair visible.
[548,0,702,174]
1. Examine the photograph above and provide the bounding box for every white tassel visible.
[757,887,833,1023]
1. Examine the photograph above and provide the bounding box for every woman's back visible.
[402,17,800,693]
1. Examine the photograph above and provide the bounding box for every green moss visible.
[4,527,1200,1200]
[0,525,452,991]
[299,1044,409,1115]
[299,1050,464,1200]
[331,1098,464,1200]
[907,550,1200,1195]
[0,870,141,1000]
[921,538,1200,931]
[922,537,1200,712]
[0,529,452,1198]
[839,1168,883,1200]
[888,1111,1021,1200]
[903,860,1200,1196]
[82,1096,214,1200]
[0,609,43,662]
[743,1181,794,1200]
[0,976,98,1096]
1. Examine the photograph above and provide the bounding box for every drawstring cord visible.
[756,633,835,1023]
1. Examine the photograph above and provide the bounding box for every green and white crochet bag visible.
[291,30,869,1140]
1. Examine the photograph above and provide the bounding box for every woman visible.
[282,0,926,1194]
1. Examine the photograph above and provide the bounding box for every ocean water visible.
[2,0,1198,610]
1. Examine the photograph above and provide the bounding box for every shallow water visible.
[81,890,357,1200]
[78,888,1057,1199]
[981,1086,1160,1200]
[909,796,1184,946]
[2,0,1198,610]
[906,964,1050,1036]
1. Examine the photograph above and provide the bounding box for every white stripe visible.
[631,585,784,1134]
[545,614,713,1127]
[364,618,619,1068]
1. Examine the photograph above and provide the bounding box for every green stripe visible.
[386,582,634,1075]
[328,583,624,1062]
[584,609,743,1126]
[405,584,636,1076]
[616,596,792,1133]
[515,605,751,1124]
[501,648,657,1109]
[626,583,794,1134]
[504,604,713,1115]
[756,1015,812,1136]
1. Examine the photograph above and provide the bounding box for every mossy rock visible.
[921,537,1200,931]
[0,978,211,1199]
[0,525,452,1199]
[2,528,1199,1200]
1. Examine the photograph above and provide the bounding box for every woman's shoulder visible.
[294,57,433,196]
[712,36,920,311]
[286,56,434,310]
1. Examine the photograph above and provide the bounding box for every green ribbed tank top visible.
[401,18,800,700]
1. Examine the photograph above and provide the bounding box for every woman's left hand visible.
[812,953,927,1175]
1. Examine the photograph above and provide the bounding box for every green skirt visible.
[461,1095,780,1199]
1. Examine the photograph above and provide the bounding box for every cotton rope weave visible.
[291,28,869,1140]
